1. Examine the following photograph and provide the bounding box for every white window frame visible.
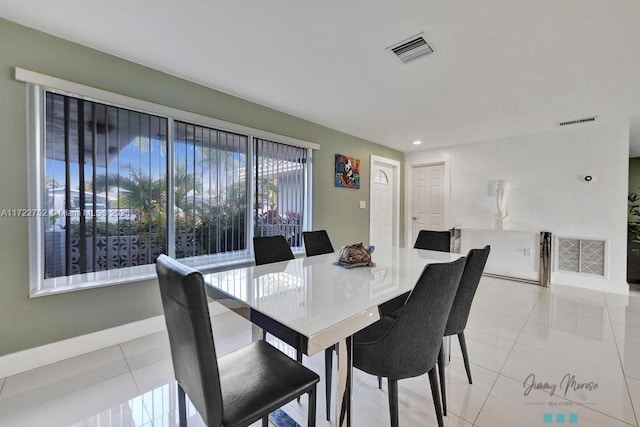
[18,68,318,297]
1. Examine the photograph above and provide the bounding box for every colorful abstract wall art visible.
[335,154,360,189]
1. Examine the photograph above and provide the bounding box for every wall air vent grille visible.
[557,237,606,277]
[557,116,597,127]
[388,34,434,64]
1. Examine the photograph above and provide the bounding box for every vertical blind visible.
[173,121,248,258]
[254,138,307,247]
[41,90,310,285]
[44,92,168,278]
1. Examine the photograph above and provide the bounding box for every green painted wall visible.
[0,18,403,356]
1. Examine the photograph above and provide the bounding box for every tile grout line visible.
[393,379,476,425]
[451,277,508,426]
[116,344,155,424]
[492,285,546,361]
[604,294,640,427]
[495,372,638,427]
[0,346,137,412]
[471,286,545,426]
[0,369,137,418]
[462,277,528,425]
[523,289,638,426]
[494,290,637,426]
[117,344,133,373]
[467,281,549,341]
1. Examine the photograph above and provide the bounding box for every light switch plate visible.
[359,201,366,209]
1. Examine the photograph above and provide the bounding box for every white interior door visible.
[371,164,393,247]
[411,163,445,244]
[370,156,399,247]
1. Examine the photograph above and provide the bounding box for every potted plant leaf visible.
[629,191,640,282]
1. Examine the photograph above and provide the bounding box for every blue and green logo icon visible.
[543,413,579,424]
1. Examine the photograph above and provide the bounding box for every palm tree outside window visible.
[41,91,309,288]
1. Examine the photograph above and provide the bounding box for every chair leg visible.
[308,385,317,427]
[428,367,444,427]
[262,416,269,427]
[387,378,399,427]
[458,331,473,384]
[297,350,303,403]
[324,347,333,420]
[377,375,383,390]
[438,344,447,416]
[177,383,187,427]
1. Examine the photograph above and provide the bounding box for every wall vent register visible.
[557,237,606,277]
[557,116,597,127]
[388,33,434,64]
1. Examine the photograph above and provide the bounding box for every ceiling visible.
[2,0,640,155]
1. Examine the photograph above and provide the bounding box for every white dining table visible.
[202,245,463,426]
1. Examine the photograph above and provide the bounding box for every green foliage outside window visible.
[629,191,640,256]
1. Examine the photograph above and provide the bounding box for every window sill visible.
[30,249,306,298]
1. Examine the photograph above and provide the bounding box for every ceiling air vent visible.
[557,116,597,127]
[388,33,434,64]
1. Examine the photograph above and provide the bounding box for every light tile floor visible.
[1,278,639,426]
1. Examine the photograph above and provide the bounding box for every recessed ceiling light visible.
[412,140,422,145]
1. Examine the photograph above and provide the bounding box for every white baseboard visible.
[0,301,229,379]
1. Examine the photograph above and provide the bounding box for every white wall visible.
[458,228,540,282]
[405,121,630,294]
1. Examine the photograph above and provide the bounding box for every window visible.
[254,138,307,247]
[174,122,248,259]
[22,69,317,295]
[44,92,168,279]
[374,170,389,184]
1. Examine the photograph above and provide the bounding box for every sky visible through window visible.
[41,91,304,284]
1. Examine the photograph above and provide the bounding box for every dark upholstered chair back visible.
[445,245,490,336]
[155,254,222,426]
[303,230,335,256]
[413,229,452,251]
[353,257,466,380]
[253,235,295,265]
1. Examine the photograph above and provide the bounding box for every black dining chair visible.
[253,235,310,404]
[253,235,295,266]
[379,246,491,416]
[302,230,335,257]
[302,230,337,421]
[353,257,466,427]
[437,245,490,415]
[374,228,454,349]
[155,254,319,427]
[413,229,452,251]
